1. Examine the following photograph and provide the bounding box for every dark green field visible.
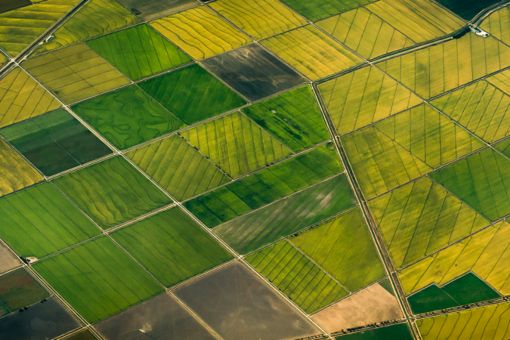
[436,0,500,19]
[139,64,246,124]
[337,323,412,340]
[0,109,111,176]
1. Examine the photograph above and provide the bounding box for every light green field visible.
[374,104,484,168]
[0,0,79,56]
[23,43,130,104]
[317,7,414,59]
[291,208,385,292]
[0,67,60,128]
[418,302,510,339]
[34,237,162,323]
[0,139,43,198]
[430,148,510,221]
[185,144,343,227]
[431,81,510,143]
[37,0,137,52]
[399,220,510,296]
[379,34,510,98]
[342,126,431,199]
[243,86,330,152]
[180,111,293,178]
[0,182,99,258]
[112,208,231,287]
[215,174,355,253]
[369,177,489,268]
[318,66,422,135]
[87,24,190,80]
[53,156,171,228]
[281,0,375,22]
[127,134,230,201]
[247,240,348,313]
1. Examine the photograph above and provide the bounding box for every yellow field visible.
[366,0,463,43]
[23,43,130,104]
[318,66,422,134]
[399,221,510,296]
[418,302,510,340]
[0,67,60,128]
[0,0,79,56]
[0,139,43,197]
[151,7,250,60]
[38,0,137,53]
[210,0,306,39]
[482,6,510,45]
[317,7,414,59]
[487,69,510,95]
[379,34,510,98]
[262,25,361,80]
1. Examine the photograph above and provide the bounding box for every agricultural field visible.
[2,0,510,338]
[23,43,130,104]
[52,156,171,228]
[0,109,111,175]
[261,25,361,81]
[151,6,250,60]
[0,67,60,128]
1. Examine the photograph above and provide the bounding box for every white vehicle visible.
[469,25,490,37]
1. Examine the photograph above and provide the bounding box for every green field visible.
[430,148,510,221]
[291,208,385,292]
[369,177,489,268]
[418,302,510,339]
[88,24,190,80]
[247,240,348,313]
[34,237,162,323]
[180,111,293,178]
[0,182,99,257]
[127,134,230,201]
[342,126,431,199]
[0,268,49,317]
[337,323,412,340]
[318,66,422,135]
[37,0,137,53]
[282,0,375,21]
[73,85,184,149]
[185,144,343,227]
[242,86,330,151]
[215,174,355,253]
[112,208,231,287]
[0,109,111,176]
[438,0,500,20]
[139,64,246,124]
[431,80,510,143]
[495,138,510,157]
[53,157,171,228]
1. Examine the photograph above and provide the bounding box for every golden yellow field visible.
[488,69,510,94]
[418,302,510,339]
[0,139,43,197]
[482,6,510,45]
[399,221,510,296]
[151,7,250,60]
[23,43,130,104]
[210,0,306,39]
[0,67,60,128]
[366,0,463,43]
[317,7,414,59]
[262,25,361,81]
